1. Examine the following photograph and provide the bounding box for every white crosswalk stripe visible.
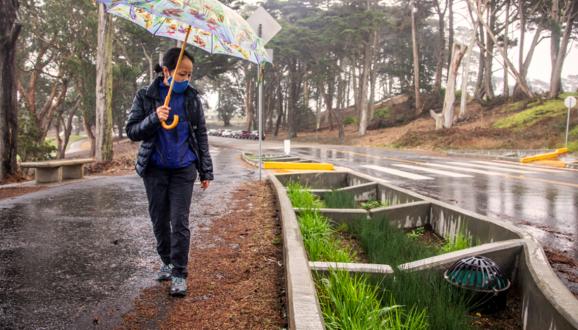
[361,165,433,180]
[423,163,503,176]
[392,164,473,178]
[471,160,564,173]
[448,161,536,174]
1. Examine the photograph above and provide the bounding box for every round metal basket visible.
[444,256,511,314]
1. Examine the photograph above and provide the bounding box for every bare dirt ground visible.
[118,181,286,329]
[270,101,575,151]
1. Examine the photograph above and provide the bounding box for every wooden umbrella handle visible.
[161,25,192,131]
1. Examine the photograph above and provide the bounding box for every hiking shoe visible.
[157,263,173,281]
[170,276,187,297]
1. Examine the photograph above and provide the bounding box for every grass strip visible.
[378,270,474,330]
[317,270,429,330]
[351,216,438,265]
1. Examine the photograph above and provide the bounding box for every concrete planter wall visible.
[270,169,578,330]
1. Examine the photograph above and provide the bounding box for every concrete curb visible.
[268,177,325,330]
[270,169,578,330]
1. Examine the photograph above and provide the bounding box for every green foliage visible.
[494,93,578,129]
[317,270,429,330]
[568,140,578,152]
[322,190,357,209]
[360,200,390,210]
[440,233,474,253]
[378,270,474,330]
[286,182,324,209]
[343,116,358,126]
[374,107,391,120]
[299,210,355,262]
[406,227,425,240]
[17,114,56,161]
[351,216,436,265]
[286,183,352,262]
[569,125,578,139]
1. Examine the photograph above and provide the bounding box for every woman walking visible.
[126,47,213,296]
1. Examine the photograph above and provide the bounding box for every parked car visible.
[250,130,266,140]
[239,130,252,139]
[221,130,233,138]
[231,130,243,139]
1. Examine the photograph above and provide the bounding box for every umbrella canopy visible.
[99,0,271,64]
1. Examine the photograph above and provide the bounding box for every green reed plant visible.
[322,190,357,209]
[317,270,429,330]
[351,216,437,265]
[299,210,354,262]
[378,269,474,330]
[286,181,324,209]
[441,232,475,253]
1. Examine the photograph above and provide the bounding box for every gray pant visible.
[143,164,197,278]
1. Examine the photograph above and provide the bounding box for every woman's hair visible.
[154,47,195,74]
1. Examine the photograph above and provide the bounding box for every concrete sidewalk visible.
[0,145,257,329]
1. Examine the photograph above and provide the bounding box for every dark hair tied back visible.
[161,47,195,72]
[154,64,163,74]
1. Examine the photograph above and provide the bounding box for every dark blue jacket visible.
[150,81,197,169]
[125,76,214,181]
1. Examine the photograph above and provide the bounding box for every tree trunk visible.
[142,44,155,83]
[513,27,542,98]
[95,3,114,162]
[358,30,375,136]
[368,33,379,121]
[549,0,575,98]
[410,0,422,113]
[245,68,254,131]
[433,0,447,94]
[469,0,535,99]
[447,0,454,74]
[474,19,486,100]
[274,85,283,137]
[503,0,510,97]
[83,115,96,157]
[482,2,495,100]
[432,44,467,129]
[459,33,476,119]
[518,0,525,79]
[0,0,20,180]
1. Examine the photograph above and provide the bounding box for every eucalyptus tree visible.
[0,0,21,179]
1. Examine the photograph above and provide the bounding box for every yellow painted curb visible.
[263,162,334,171]
[520,148,568,163]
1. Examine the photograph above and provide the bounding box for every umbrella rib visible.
[151,16,168,36]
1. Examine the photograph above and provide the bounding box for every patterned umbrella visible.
[97,0,270,129]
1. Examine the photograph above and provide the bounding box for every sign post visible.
[248,7,282,181]
[564,96,576,148]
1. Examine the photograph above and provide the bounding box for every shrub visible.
[343,116,358,125]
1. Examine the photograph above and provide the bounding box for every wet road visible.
[0,146,257,329]
[212,137,578,259]
[289,145,578,258]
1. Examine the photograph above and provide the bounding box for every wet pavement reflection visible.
[0,146,257,329]
[288,146,578,259]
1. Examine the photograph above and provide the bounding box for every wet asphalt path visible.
[212,137,578,259]
[0,145,256,329]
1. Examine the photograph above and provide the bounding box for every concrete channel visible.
[269,169,578,330]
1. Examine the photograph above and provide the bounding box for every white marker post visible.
[564,96,576,148]
[248,7,282,181]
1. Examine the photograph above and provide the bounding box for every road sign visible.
[247,7,282,181]
[565,96,576,109]
[247,7,282,45]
